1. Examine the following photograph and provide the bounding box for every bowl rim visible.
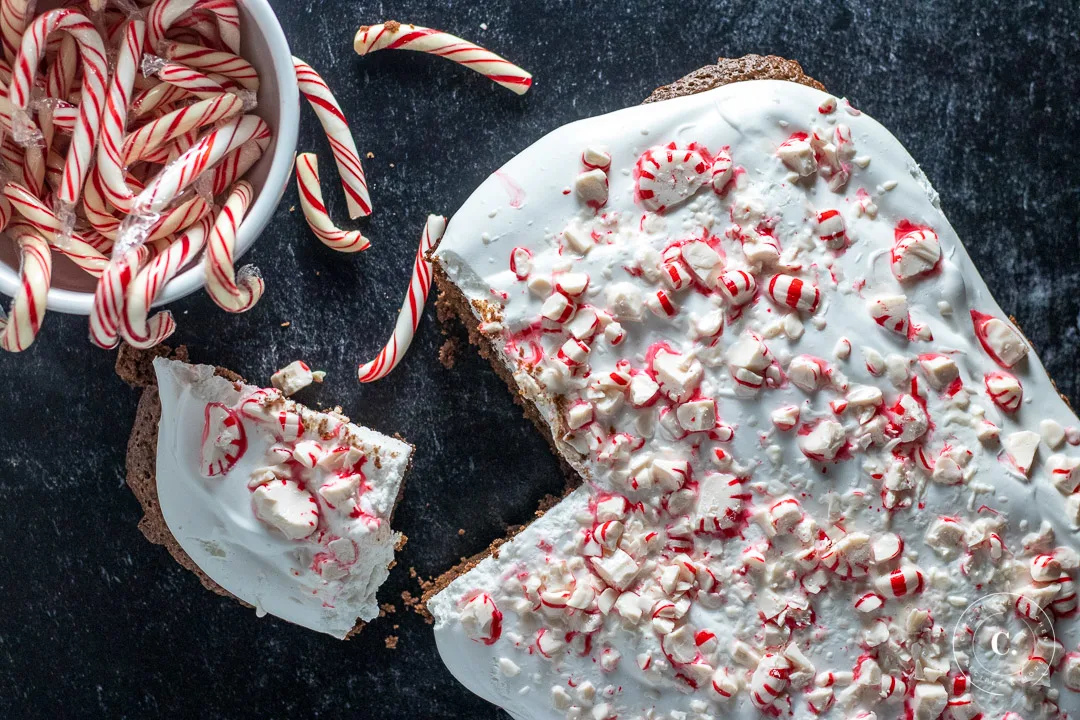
[0,0,300,316]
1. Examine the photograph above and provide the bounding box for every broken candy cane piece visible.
[295,153,371,252]
[749,652,792,710]
[766,273,820,313]
[777,132,816,177]
[985,371,1022,412]
[354,21,532,95]
[875,563,924,598]
[815,208,846,249]
[798,420,846,462]
[868,294,910,337]
[971,310,1029,368]
[1048,454,1080,494]
[1003,430,1040,477]
[200,401,248,477]
[271,360,314,396]
[252,479,319,540]
[358,215,448,382]
[0,228,51,353]
[581,146,611,171]
[574,168,608,208]
[771,405,800,431]
[460,593,502,645]
[633,142,712,213]
[509,246,532,279]
[695,473,748,533]
[890,227,941,281]
[717,269,756,306]
[710,148,733,193]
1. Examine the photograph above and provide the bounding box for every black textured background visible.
[2,1,1079,718]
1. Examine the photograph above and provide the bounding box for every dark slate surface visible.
[2,1,1079,718]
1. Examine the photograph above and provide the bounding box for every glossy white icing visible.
[154,357,411,638]
[430,80,1080,718]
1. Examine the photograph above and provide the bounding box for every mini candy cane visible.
[147,0,240,55]
[0,0,30,64]
[190,0,239,54]
[10,9,109,208]
[293,57,371,218]
[44,33,77,100]
[121,214,212,348]
[96,18,146,213]
[357,214,446,383]
[162,40,258,90]
[3,182,108,276]
[0,225,51,352]
[294,152,369,253]
[157,60,228,99]
[204,180,263,312]
[120,93,243,165]
[89,243,157,349]
[209,120,270,194]
[131,81,188,117]
[354,21,532,95]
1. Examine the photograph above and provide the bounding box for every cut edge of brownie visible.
[117,343,414,640]
[424,54,823,607]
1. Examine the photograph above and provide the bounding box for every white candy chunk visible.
[847,384,883,411]
[624,373,658,407]
[918,354,958,390]
[911,682,948,720]
[555,272,590,296]
[562,223,591,254]
[582,146,611,171]
[460,593,501,644]
[652,349,702,402]
[318,472,360,510]
[834,337,851,360]
[925,517,967,553]
[1041,419,1066,449]
[871,533,903,563]
[1003,430,1040,477]
[270,360,314,396]
[652,458,689,491]
[574,168,608,207]
[605,282,643,322]
[540,292,574,324]
[891,228,941,281]
[591,549,640,591]
[771,405,800,431]
[567,306,600,339]
[972,310,1029,368]
[695,473,746,533]
[613,591,642,623]
[676,399,715,432]
[692,308,724,338]
[777,133,816,177]
[252,480,318,540]
[868,294,910,336]
[892,394,929,442]
[985,371,1022,412]
[1048,454,1080,494]
[566,402,594,430]
[798,421,846,461]
[680,240,722,286]
[788,355,824,392]
[710,667,739,699]
[932,445,972,485]
[1061,653,1080,691]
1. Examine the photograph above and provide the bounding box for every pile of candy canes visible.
[0,7,532,388]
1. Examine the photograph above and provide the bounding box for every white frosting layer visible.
[154,358,411,638]
[431,81,1080,718]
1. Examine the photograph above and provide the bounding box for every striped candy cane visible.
[121,93,242,165]
[354,21,532,95]
[0,0,30,64]
[295,152,369,253]
[294,57,371,219]
[357,214,446,382]
[131,81,188,117]
[162,40,258,90]
[96,18,146,214]
[10,9,109,208]
[147,0,240,54]
[0,225,51,352]
[3,182,108,277]
[204,180,263,313]
[44,33,77,100]
[209,121,271,194]
[157,61,228,98]
[120,214,213,348]
[89,244,157,349]
[175,0,239,53]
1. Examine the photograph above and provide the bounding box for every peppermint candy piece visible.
[717,270,757,306]
[971,310,1029,368]
[868,294,910,337]
[890,227,941,281]
[633,142,712,213]
[710,148,733,193]
[695,473,748,533]
[815,209,846,249]
[460,593,502,645]
[509,246,532,280]
[777,132,816,177]
[200,402,247,477]
[985,371,1023,412]
[252,479,319,540]
[766,274,820,313]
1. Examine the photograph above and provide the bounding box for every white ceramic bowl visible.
[0,0,300,315]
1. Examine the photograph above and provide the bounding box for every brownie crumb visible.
[457,528,466,536]
[438,337,461,368]
[384,635,399,649]
[380,603,397,616]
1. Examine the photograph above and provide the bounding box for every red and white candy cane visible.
[157,60,229,99]
[3,182,108,277]
[191,0,239,54]
[209,122,271,195]
[146,0,240,55]
[0,0,30,64]
[295,152,369,253]
[357,215,446,383]
[121,215,213,348]
[10,9,109,208]
[131,81,188,117]
[89,243,161,349]
[354,21,533,95]
[204,180,263,313]
[121,93,243,165]
[0,224,51,352]
[96,18,146,213]
[44,33,77,101]
[162,40,258,90]
[130,114,268,216]
[293,56,371,219]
